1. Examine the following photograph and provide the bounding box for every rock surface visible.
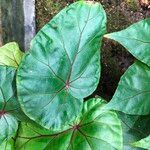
[23,0,36,51]
[0,0,36,51]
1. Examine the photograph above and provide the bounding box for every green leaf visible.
[15,98,123,150]
[0,66,18,144]
[105,19,150,66]
[132,135,150,150]
[17,1,106,130]
[0,42,24,68]
[118,112,150,150]
[106,61,150,115]
[0,66,29,145]
[0,139,14,150]
[0,115,18,146]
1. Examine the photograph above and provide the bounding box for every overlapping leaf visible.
[106,61,150,115]
[0,42,24,68]
[0,66,18,144]
[17,1,107,130]
[118,112,150,150]
[105,19,150,66]
[0,66,30,145]
[15,98,123,150]
[132,135,150,150]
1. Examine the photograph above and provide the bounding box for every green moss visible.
[126,0,139,11]
[36,0,77,31]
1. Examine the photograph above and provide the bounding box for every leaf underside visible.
[106,61,150,115]
[16,98,123,150]
[17,1,107,130]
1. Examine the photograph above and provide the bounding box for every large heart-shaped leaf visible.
[15,98,123,150]
[105,19,150,66]
[105,61,150,115]
[132,135,150,150]
[0,66,18,144]
[0,42,24,68]
[17,1,106,130]
[118,112,150,150]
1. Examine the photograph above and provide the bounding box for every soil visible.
[36,0,150,101]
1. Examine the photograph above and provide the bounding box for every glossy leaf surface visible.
[0,42,24,68]
[15,98,123,150]
[118,112,150,150]
[106,61,150,115]
[132,135,150,150]
[17,1,106,130]
[105,19,150,66]
[0,66,18,144]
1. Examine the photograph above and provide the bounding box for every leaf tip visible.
[84,0,99,6]
[104,34,110,38]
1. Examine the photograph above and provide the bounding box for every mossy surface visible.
[36,0,76,31]
[36,0,149,100]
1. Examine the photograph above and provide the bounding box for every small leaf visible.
[105,19,150,66]
[0,66,18,144]
[132,135,150,150]
[17,1,107,130]
[118,112,150,150]
[0,42,24,68]
[106,61,150,115]
[15,98,123,150]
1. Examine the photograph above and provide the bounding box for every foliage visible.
[0,1,149,150]
[15,98,122,150]
[0,42,23,68]
[105,61,150,115]
[132,135,150,150]
[105,19,150,66]
[118,112,150,149]
[17,1,106,130]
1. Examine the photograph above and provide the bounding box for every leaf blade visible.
[106,61,150,115]
[0,138,15,150]
[118,112,150,150]
[0,42,24,68]
[132,135,150,150]
[0,67,18,144]
[15,98,123,150]
[105,19,150,66]
[17,1,107,130]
